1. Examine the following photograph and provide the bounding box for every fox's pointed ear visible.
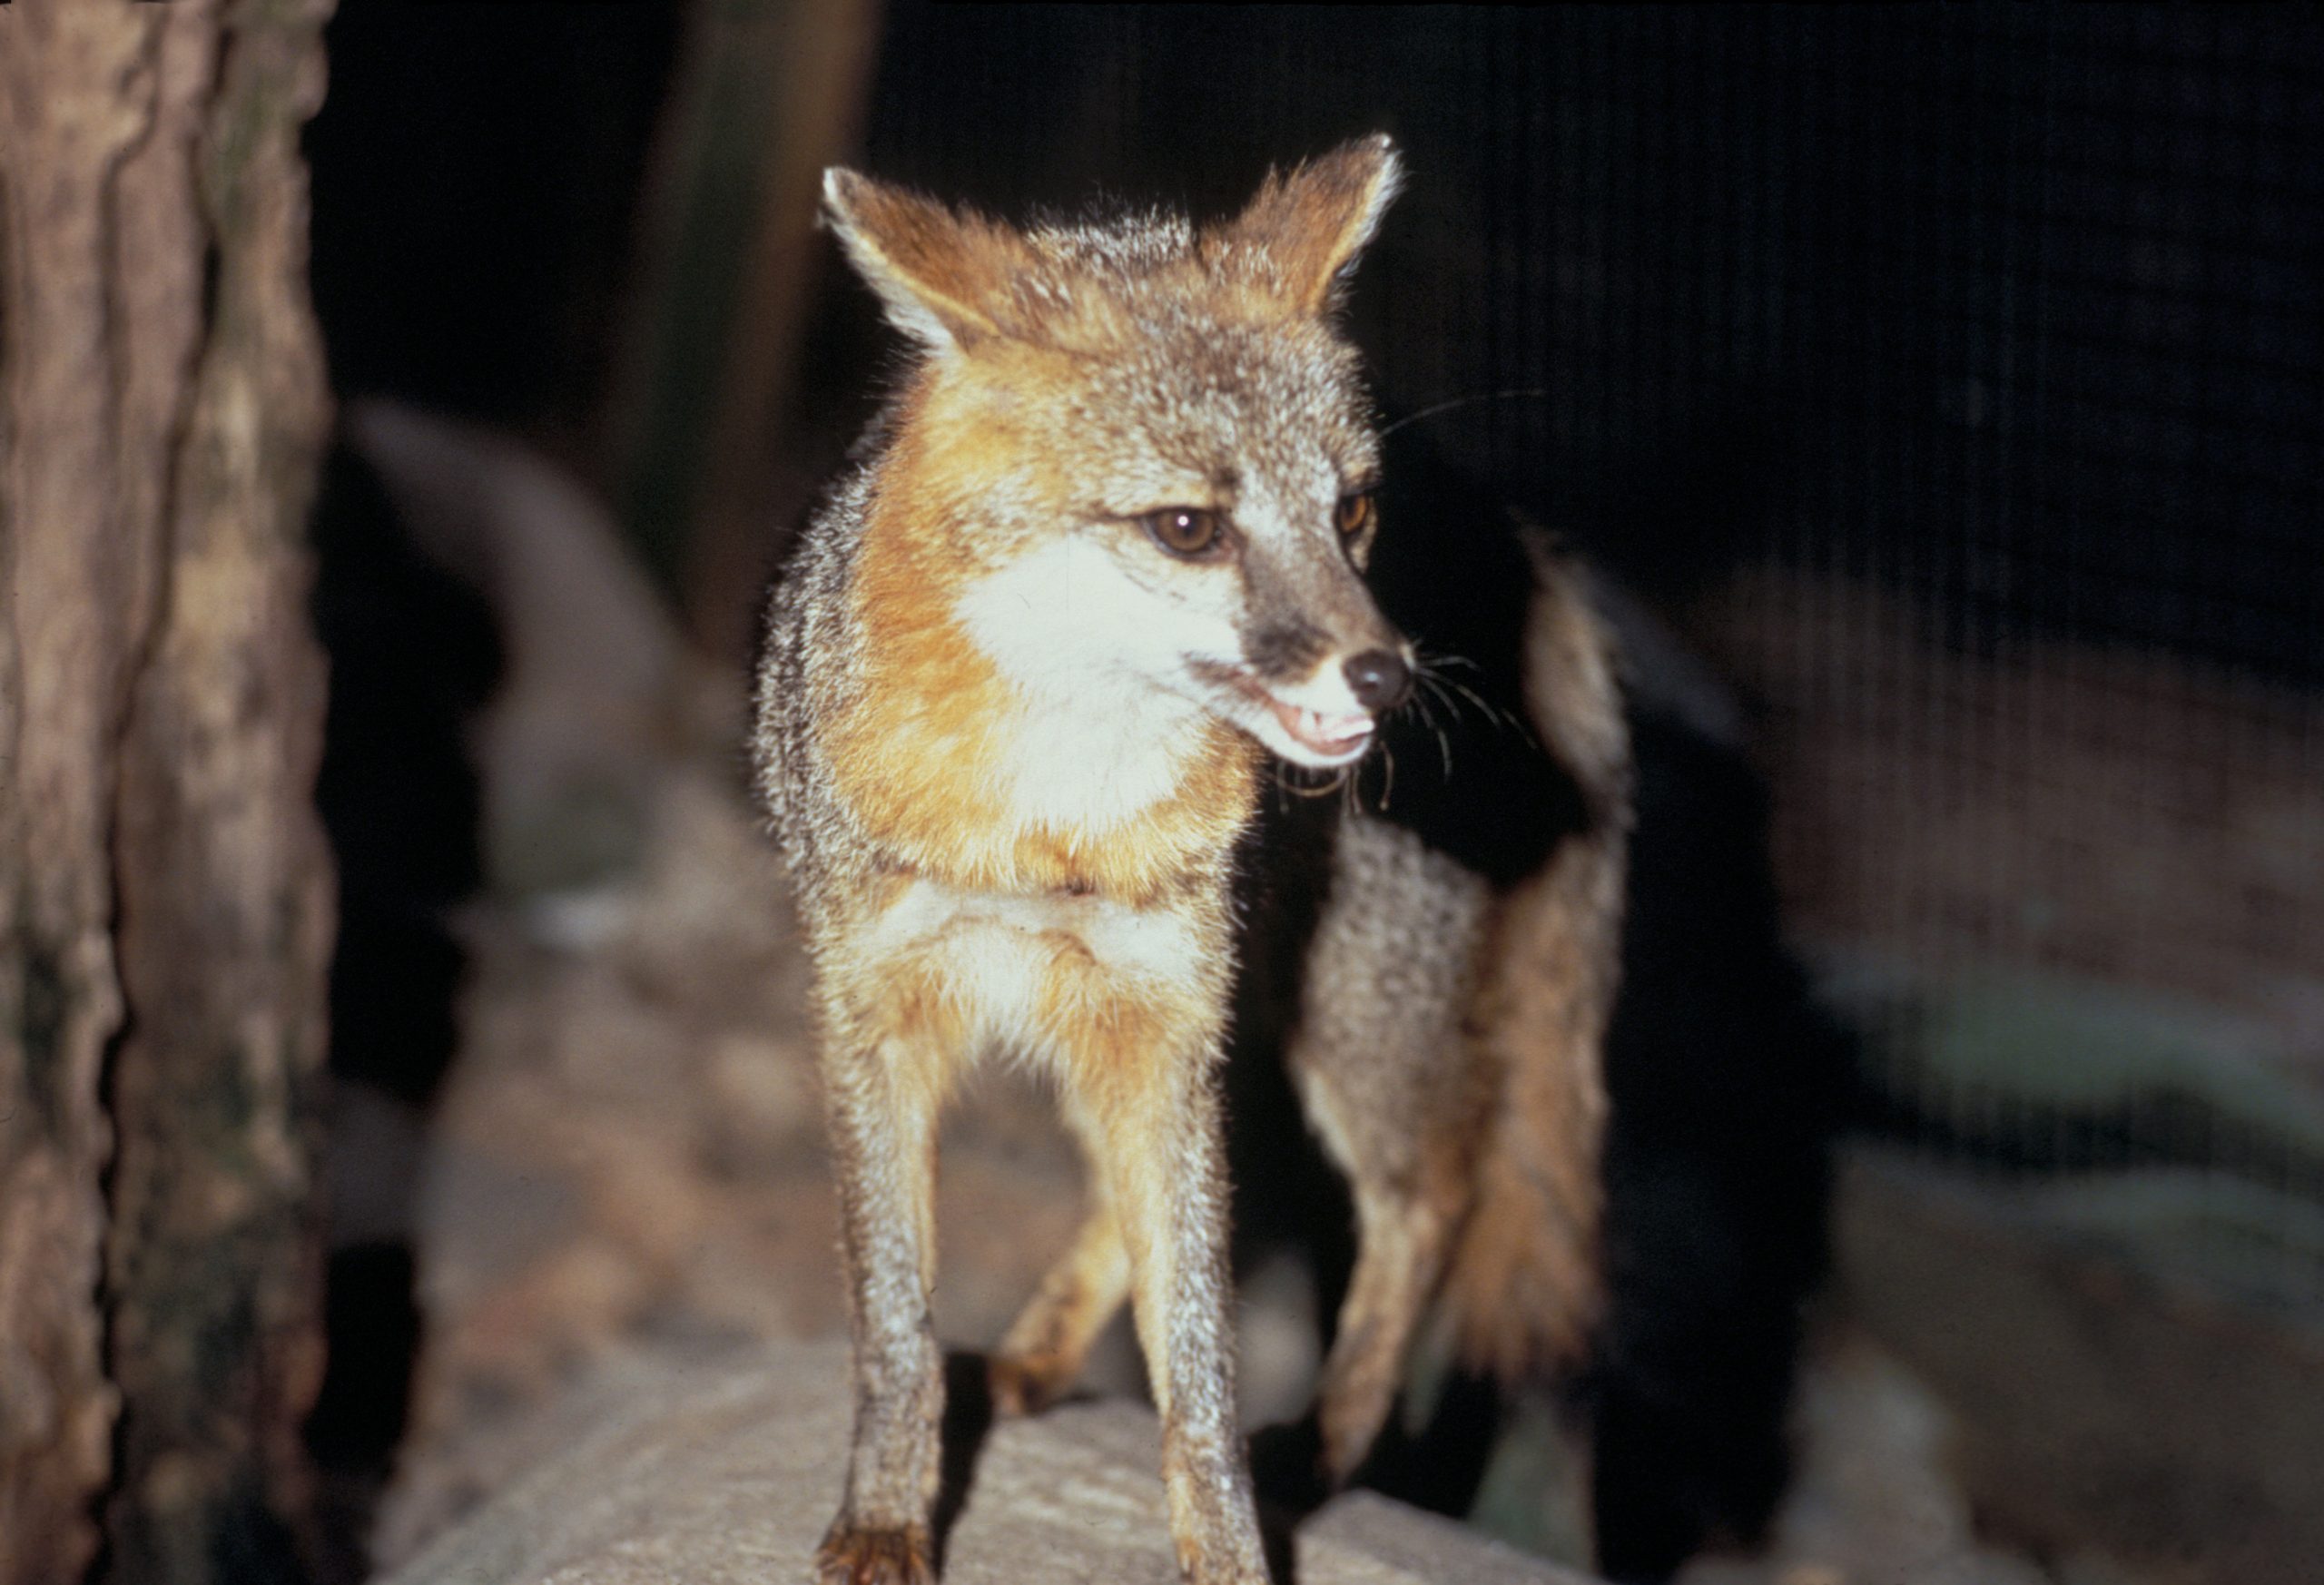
[1222,133,1403,316]
[822,169,1031,349]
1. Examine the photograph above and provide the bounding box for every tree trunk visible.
[0,0,337,1580]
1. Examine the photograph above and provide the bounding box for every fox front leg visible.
[815,1017,946,1585]
[1076,1040,1271,1585]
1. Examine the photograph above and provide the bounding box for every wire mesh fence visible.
[854,1,2324,1308]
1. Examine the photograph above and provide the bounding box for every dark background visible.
[300,5,2324,1581]
[311,2,2324,684]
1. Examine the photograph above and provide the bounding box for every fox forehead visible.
[931,312,1378,522]
[1082,316,1377,501]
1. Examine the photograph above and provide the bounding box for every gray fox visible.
[751,134,1630,1584]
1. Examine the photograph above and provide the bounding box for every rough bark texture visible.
[0,0,337,1580]
[0,6,161,1574]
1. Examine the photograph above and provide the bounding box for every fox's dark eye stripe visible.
[1140,506,1226,557]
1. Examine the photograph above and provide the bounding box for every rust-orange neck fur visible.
[822,394,1261,906]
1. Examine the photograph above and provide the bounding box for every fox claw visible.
[814,1523,934,1585]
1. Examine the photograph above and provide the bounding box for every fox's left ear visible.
[1221,133,1403,317]
[822,168,1037,349]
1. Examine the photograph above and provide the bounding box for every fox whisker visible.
[1376,387,1557,440]
[1274,758,1349,802]
[1413,660,1472,726]
[1403,686,1456,782]
[1442,674,1537,747]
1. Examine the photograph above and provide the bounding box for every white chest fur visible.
[861,875,1206,1063]
[951,535,1240,841]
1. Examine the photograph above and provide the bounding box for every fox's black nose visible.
[1344,648,1412,713]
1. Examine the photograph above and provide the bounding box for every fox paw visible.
[986,1350,1070,1418]
[814,1523,934,1585]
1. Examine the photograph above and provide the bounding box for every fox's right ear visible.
[1221,133,1404,318]
[822,169,1031,350]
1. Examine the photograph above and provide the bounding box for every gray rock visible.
[379,1339,1594,1585]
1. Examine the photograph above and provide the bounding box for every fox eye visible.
[1334,492,1376,537]
[1142,507,1223,557]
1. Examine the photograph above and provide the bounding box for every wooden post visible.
[0,0,337,1580]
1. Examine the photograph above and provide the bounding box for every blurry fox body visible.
[752,137,1630,1584]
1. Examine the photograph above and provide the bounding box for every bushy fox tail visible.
[1443,539,1631,1383]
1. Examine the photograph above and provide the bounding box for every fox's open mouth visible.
[1194,662,1376,762]
[1264,695,1374,756]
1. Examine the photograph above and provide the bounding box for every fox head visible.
[823,136,1413,772]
